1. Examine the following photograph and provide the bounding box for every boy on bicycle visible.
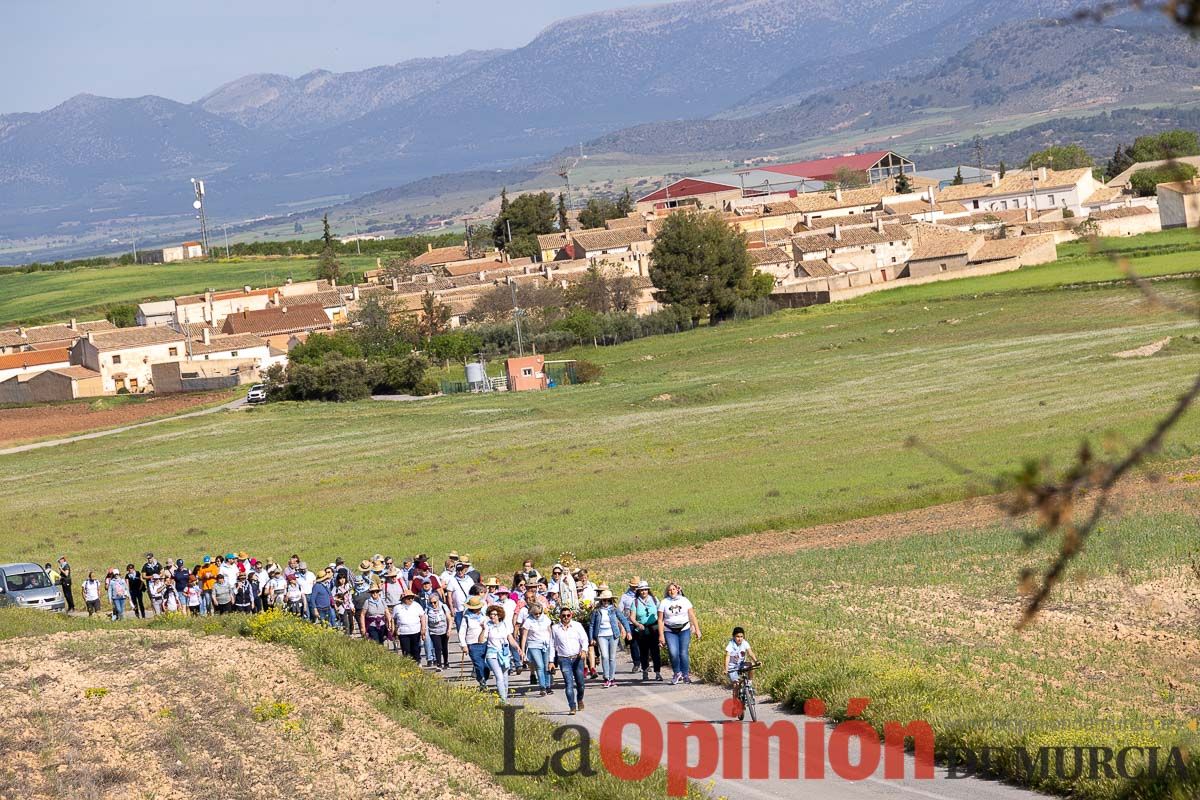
[725,626,757,703]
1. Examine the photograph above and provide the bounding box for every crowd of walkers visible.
[42,551,713,715]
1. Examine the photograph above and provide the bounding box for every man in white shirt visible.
[550,608,590,714]
[295,562,316,621]
[445,562,474,629]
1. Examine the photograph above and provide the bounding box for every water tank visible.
[465,362,487,390]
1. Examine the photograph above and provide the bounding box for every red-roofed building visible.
[636,178,742,213]
[756,151,914,185]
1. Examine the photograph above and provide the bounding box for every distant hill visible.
[196,50,507,134]
[582,18,1196,157]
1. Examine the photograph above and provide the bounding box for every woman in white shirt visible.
[479,605,521,705]
[658,582,702,685]
[393,590,427,663]
[520,602,554,696]
[550,607,590,714]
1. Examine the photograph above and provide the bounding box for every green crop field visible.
[0,255,384,327]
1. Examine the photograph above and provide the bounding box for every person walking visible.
[458,596,489,690]
[197,556,219,616]
[393,589,427,662]
[108,568,129,620]
[82,571,101,616]
[125,564,147,619]
[57,557,74,613]
[172,559,190,604]
[184,576,202,615]
[425,592,450,671]
[148,573,166,615]
[520,601,554,696]
[333,573,356,635]
[551,607,589,714]
[481,604,521,705]
[445,561,474,630]
[295,562,316,622]
[659,582,701,684]
[359,579,392,645]
[311,569,336,627]
[619,576,640,670]
[590,589,631,688]
[628,581,662,681]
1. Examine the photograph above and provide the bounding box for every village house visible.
[748,247,794,284]
[0,366,104,404]
[789,220,913,274]
[278,288,349,324]
[0,319,115,356]
[0,347,71,382]
[71,326,189,394]
[186,329,271,366]
[220,304,335,351]
[1157,178,1200,229]
[635,178,744,214]
[936,167,1102,215]
[136,300,177,327]
[174,287,279,326]
[903,223,985,278]
[1106,156,1200,191]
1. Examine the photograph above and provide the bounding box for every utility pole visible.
[973,135,984,183]
[509,282,524,356]
[352,215,362,255]
[222,224,231,259]
[131,218,139,263]
[191,178,210,255]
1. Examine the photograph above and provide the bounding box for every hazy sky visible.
[6,0,673,113]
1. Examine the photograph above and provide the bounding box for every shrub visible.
[573,359,603,383]
[1129,163,1198,196]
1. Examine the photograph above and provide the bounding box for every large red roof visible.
[757,151,898,182]
[638,178,739,204]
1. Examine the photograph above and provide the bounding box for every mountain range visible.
[0,0,1190,260]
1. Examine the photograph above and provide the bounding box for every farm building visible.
[1157,178,1200,229]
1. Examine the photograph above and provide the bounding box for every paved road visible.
[435,638,1036,800]
[0,397,247,457]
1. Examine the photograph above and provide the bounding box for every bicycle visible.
[734,660,762,722]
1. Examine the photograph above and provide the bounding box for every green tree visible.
[104,304,137,328]
[578,198,622,229]
[349,295,415,358]
[553,308,602,345]
[1129,129,1200,163]
[616,187,634,216]
[832,167,870,188]
[1024,144,1093,170]
[892,171,912,194]
[287,331,364,365]
[648,212,752,325]
[418,291,451,342]
[998,161,1007,179]
[492,188,511,247]
[558,193,570,232]
[743,271,776,301]
[321,214,334,249]
[492,192,558,253]
[427,330,482,367]
[1105,145,1135,180]
[1129,162,1199,196]
[317,247,341,282]
[565,263,636,313]
[951,167,964,185]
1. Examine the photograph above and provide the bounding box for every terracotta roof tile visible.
[86,326,187,352]
[220,306,333,337]
[572,227,652,252]
[795,259,837,278]
[189,334,269,355]
[411,245,472,267]
[749,246,791,266]
[790,223,911,255]
[1089,205,1153,220]
[0,347,71,371]
[908,223,983,261]
[0,320,114,348]
[45,366,101,380]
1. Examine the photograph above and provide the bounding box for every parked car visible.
[246,383,268,404]
[0,562,66,611]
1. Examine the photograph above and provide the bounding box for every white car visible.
[246,384,268,404]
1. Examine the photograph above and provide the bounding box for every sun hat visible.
[269,566,281,576]
[372,559,384,570]
[359,559,373,571]
[372,553,384,563]
[454,561,467,569]
[286,574,297,581]
[447,550,460,560]
[628,576,641,586]
[466,596,484,611]
[636,581,650,591]
[384,567,400,579]
[597,589,614,601]
[369,577,382,591]
[551,563,565,573]
[319,568,333,580]
[485,575,500,587]
[597,582,609,592]
[400,588,416,599]
[237,552,248,559]
[461,554,472,564]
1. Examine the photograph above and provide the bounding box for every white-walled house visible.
[936,167,1101,215]
[71,326,188,394]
